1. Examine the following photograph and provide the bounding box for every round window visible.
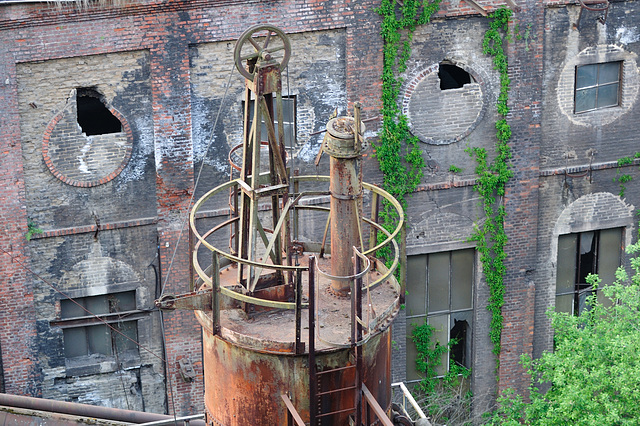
[42,88,132,187]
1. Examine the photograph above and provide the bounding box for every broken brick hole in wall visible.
[439,63,473,90]
[76,88,122,136]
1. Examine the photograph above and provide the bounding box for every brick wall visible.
[534,0,640,361]
[0,0,387,416]
[27,224,166,412]
[2,0,640,418]
[16,51,157,230]
[42,90,133,187]
[403,16,502,185]
[405,65,485,144]
[497,0,544,396]
[0,22,39,398]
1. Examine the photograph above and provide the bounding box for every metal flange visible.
[322,116,366,159]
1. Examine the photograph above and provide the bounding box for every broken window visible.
[58,291,139,359]
[406,248,474,380]
[574,62,621,113]
[556,228,622,315]
[76,88,122,136]
[438,63,472,90]
[246,96,296,146]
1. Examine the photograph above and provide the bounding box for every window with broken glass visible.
[406,249,474,380]
[555,228,622,315]
[246,96,296,147]
[574,62,622,113]
[56,291,140,360]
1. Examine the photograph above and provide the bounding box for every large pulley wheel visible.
[234,24,291,81]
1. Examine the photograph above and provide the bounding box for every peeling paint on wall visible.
[616,26,640,45]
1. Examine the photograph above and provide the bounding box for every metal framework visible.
[155,24,407,426]
[232,24,292,292]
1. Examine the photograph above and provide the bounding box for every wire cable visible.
[159,311,178,425]
[159,61,237,296]
[0,247,165,364]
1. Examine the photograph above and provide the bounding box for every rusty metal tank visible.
[194,254,398,425]
[157,24,406,426]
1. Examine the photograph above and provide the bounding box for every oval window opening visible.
[76,88,122,136]
[439,63,472,90]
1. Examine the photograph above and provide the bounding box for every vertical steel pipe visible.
[211,251,220,334]
[308,256,317,426]
[354,249,363,426]
[295,267,302,354]
[323,107,365,296]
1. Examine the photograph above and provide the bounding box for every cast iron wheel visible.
[234,24,291,81]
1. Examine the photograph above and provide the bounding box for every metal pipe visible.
[0,393,206,425]
[391,382,427,419]
[323,107,365,296]
[362,384,394,426]
[354,247,363,426]
[212,250,220,334]
[137,414,205,425]
[400,221,407,305]
[295,267,302,354]
[308,256,317,426]
[369,191,379,252]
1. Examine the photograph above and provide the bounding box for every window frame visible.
[574,61,622,114]
[245,95,297,147]
[52,291,144,363]
[405,248,475,382]
[555,228,623,315]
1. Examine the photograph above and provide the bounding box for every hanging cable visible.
[0,247,165,364]
[159,61,237,297]
[159,311,179,425]
[0,246,182,422]
[151,246,178,424]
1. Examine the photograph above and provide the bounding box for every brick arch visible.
[535,193,637,356]
[402,60,488,145]
[58,257,142,291]
[553,192,635,237]
[548,192,635,311]
[42,90,133,188]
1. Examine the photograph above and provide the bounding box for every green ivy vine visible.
[614,153,640,198]
[375,0,441,260]
[25,219,43,241]
[412,322,472,421]
[375,0,513,378]
[466,7,514,358]
[412,322,472,388]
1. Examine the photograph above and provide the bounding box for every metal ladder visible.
[282,255,392,426]
[307,255,392,426]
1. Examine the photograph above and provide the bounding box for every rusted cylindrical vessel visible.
[190,250,400,425]
[176,25,405,426]
[197,317,392,426]
[323,116,365,296]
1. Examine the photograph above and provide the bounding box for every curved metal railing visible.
[191,174,405,352]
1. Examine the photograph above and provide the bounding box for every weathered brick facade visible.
[1,0,639,419]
